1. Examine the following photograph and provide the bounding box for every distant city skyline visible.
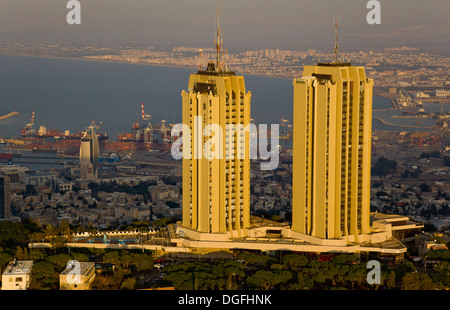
[1,0,449,52]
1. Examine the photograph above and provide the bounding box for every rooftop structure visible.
[60,261,95,290]
[1,260,33,290]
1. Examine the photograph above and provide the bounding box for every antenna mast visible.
[215,8,222,71]
[334,16,340,63]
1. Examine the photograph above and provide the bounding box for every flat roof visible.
[317,62,352,67]
[60,262,95,276]
[2,260,33,276]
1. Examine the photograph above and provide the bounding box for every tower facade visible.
[0,175,11,219]
[79,124,99,180]
[181,62,251,236]
[292,63,374,241]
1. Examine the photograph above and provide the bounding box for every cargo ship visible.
[114,103,174,152]
[11,106,173,154]
[20,111,108,141]
[21,125,108,141]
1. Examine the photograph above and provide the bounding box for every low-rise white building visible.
[60,261,96,290]
[1,260,33,290]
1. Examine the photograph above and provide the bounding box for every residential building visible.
[1,260,33,290]
[0,174,11,219]
[59,261,95,290]
[54,178,73,192]
[26,172,58,187]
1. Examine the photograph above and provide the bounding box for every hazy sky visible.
[1,0,449,51]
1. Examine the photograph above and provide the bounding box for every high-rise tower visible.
[0,174,11,219]
[180,11,251,237]
[79,123,100,180]
[292,62,374,242]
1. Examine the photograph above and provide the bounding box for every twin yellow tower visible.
[179,16,375,245]
[292,63,373,241]
[181,62,252,237]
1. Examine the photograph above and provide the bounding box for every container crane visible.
[23,111,36,137]
[141,102,153,143]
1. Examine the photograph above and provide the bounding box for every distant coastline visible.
[0,51,341,82]
[0,111,19,120]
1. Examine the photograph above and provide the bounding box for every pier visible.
[373,108,398,112]
[0,111,19,120]
[373,116,434,129]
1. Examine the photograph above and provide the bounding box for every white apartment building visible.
[1,260,33,290]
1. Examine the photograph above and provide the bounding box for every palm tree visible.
[43,224,58,242]
[50,236,66,254]
[59,220,73,243]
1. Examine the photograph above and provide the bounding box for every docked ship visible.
[114,103,174,152]
[16,112,108,155]
[11,107,173,154]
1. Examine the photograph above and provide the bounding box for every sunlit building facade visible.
[180,61,252,237]
[79,124,99,180]
[292,62,374,242]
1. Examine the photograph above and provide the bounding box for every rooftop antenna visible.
[225,49,228,72]
[215,8,222,71]
[198,48,203,71]
[333,15,340,63]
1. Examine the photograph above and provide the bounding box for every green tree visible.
[71,252,89,262]
[395,261,416,282]
[164,270,197,290]
[246,270,292,290]
[45,254,73,269]
[50,236,66,254]
[297,272,314,290]
[29,232,45,243]
[0,252,13,274]
[386,270,396,290]
[28,249,45,261]
[15,246,25,260]
[335,264,350,286]
[333,254,359,265]
[372,157,397,176]
[29,261,59,290]
[401,272,436,290]
[59,220,73,242]
[42,224,58,242]
[235,252,276,268]
[282,254,309,270]
[102,251,121,268]
[130,253,154,272]
[0,221,30,248]
[211,260,245,290]
[430,262,450,288]
[120,278,136,290]
[347,264,367,289]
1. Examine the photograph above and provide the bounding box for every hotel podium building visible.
[174,14,422,256]
[180,61,252,239]
[292,62,374,242]
[175,59,422,257]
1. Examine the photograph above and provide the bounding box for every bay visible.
[0,54,443,140]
